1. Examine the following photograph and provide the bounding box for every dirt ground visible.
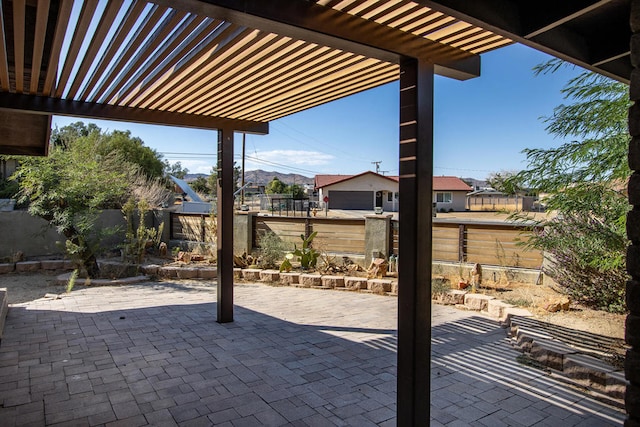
[0,271,627,362]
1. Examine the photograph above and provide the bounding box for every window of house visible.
[435,192,452,203]
[387,192,393,202]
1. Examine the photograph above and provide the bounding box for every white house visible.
[433,176,472,212]
[315,172,399,211]
[315,172,472,212]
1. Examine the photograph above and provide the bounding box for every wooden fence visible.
[169,213,542,269]
[391,219,542,269]
[253,216,366,255]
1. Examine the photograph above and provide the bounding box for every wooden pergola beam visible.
[422,0,632,83]
[0,92,269,134]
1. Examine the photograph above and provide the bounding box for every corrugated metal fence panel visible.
[310,218,365,254]
[465,224,542,269]
[432,223,460,262]
[254,216,306,248]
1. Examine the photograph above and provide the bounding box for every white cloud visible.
[177,160,215,175]
[247,150,334,168]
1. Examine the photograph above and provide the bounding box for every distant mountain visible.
[183,170,314,186]
[243,170,314,186]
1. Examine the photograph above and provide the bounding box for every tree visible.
[190,176,211,195]
[266,177,287,194]
[512,59,630,312]
[96,130,165,178]
[164,161,189,179]
[288,183,305,198]
[13,123,168,278]
[51,123,165,178]
[486,170,521,194]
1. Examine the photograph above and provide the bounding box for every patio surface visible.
[0,279,626,426]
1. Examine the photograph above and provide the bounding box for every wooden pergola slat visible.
[131,23,245,108]
[117,15,213,106]
[179,37,305,115]
[29,0,50,94]
[92,4,168,103]
[192,41,323,116]
[42,0,73,95]
[54,0,100,98]
[247,62,397,122]
[102,9,188,104]
[12,0,25,93]
[204,49,364,117]
[134,25,254,110]
[66,0,125,100]
[0,1,10,91]
[163,31,282,113]
[78,0,147,101]
[168,36,296,114]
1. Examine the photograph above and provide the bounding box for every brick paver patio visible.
[0,280,626,426]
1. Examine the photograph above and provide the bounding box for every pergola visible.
[0,1,635,425]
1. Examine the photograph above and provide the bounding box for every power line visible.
[243,154,322,176]
[272,122,378,165]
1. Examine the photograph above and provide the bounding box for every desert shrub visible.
[431,278,450,297]
[258,231,288,268]
[532,202,628,313]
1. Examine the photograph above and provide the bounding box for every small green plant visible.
[280,253,294,272]
[171,246,180,258]
[292,231,319,269]
[66,269,79,293]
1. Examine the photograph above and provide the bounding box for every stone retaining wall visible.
[0,259,76,274]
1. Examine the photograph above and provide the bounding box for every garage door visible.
[328,191,373,209]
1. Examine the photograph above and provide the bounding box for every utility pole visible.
[372,161,381,174]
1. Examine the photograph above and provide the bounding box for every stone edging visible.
[234,268,397,295]
[508,315,626,404]
[433,290,626,404]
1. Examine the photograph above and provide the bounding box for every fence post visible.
[304,217,312,240]
[365,214,392,267]
[458,224,465,262]
[233,211,255,255]
[200,214,206,242]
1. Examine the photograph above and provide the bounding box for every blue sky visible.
[52,43,585,180]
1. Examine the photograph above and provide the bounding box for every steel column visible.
[397,57,434,425]
[217,127,234,323]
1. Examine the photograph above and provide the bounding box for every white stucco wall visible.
[318,174,399,211]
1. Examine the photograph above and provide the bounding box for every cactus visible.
[293,231,319,269]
